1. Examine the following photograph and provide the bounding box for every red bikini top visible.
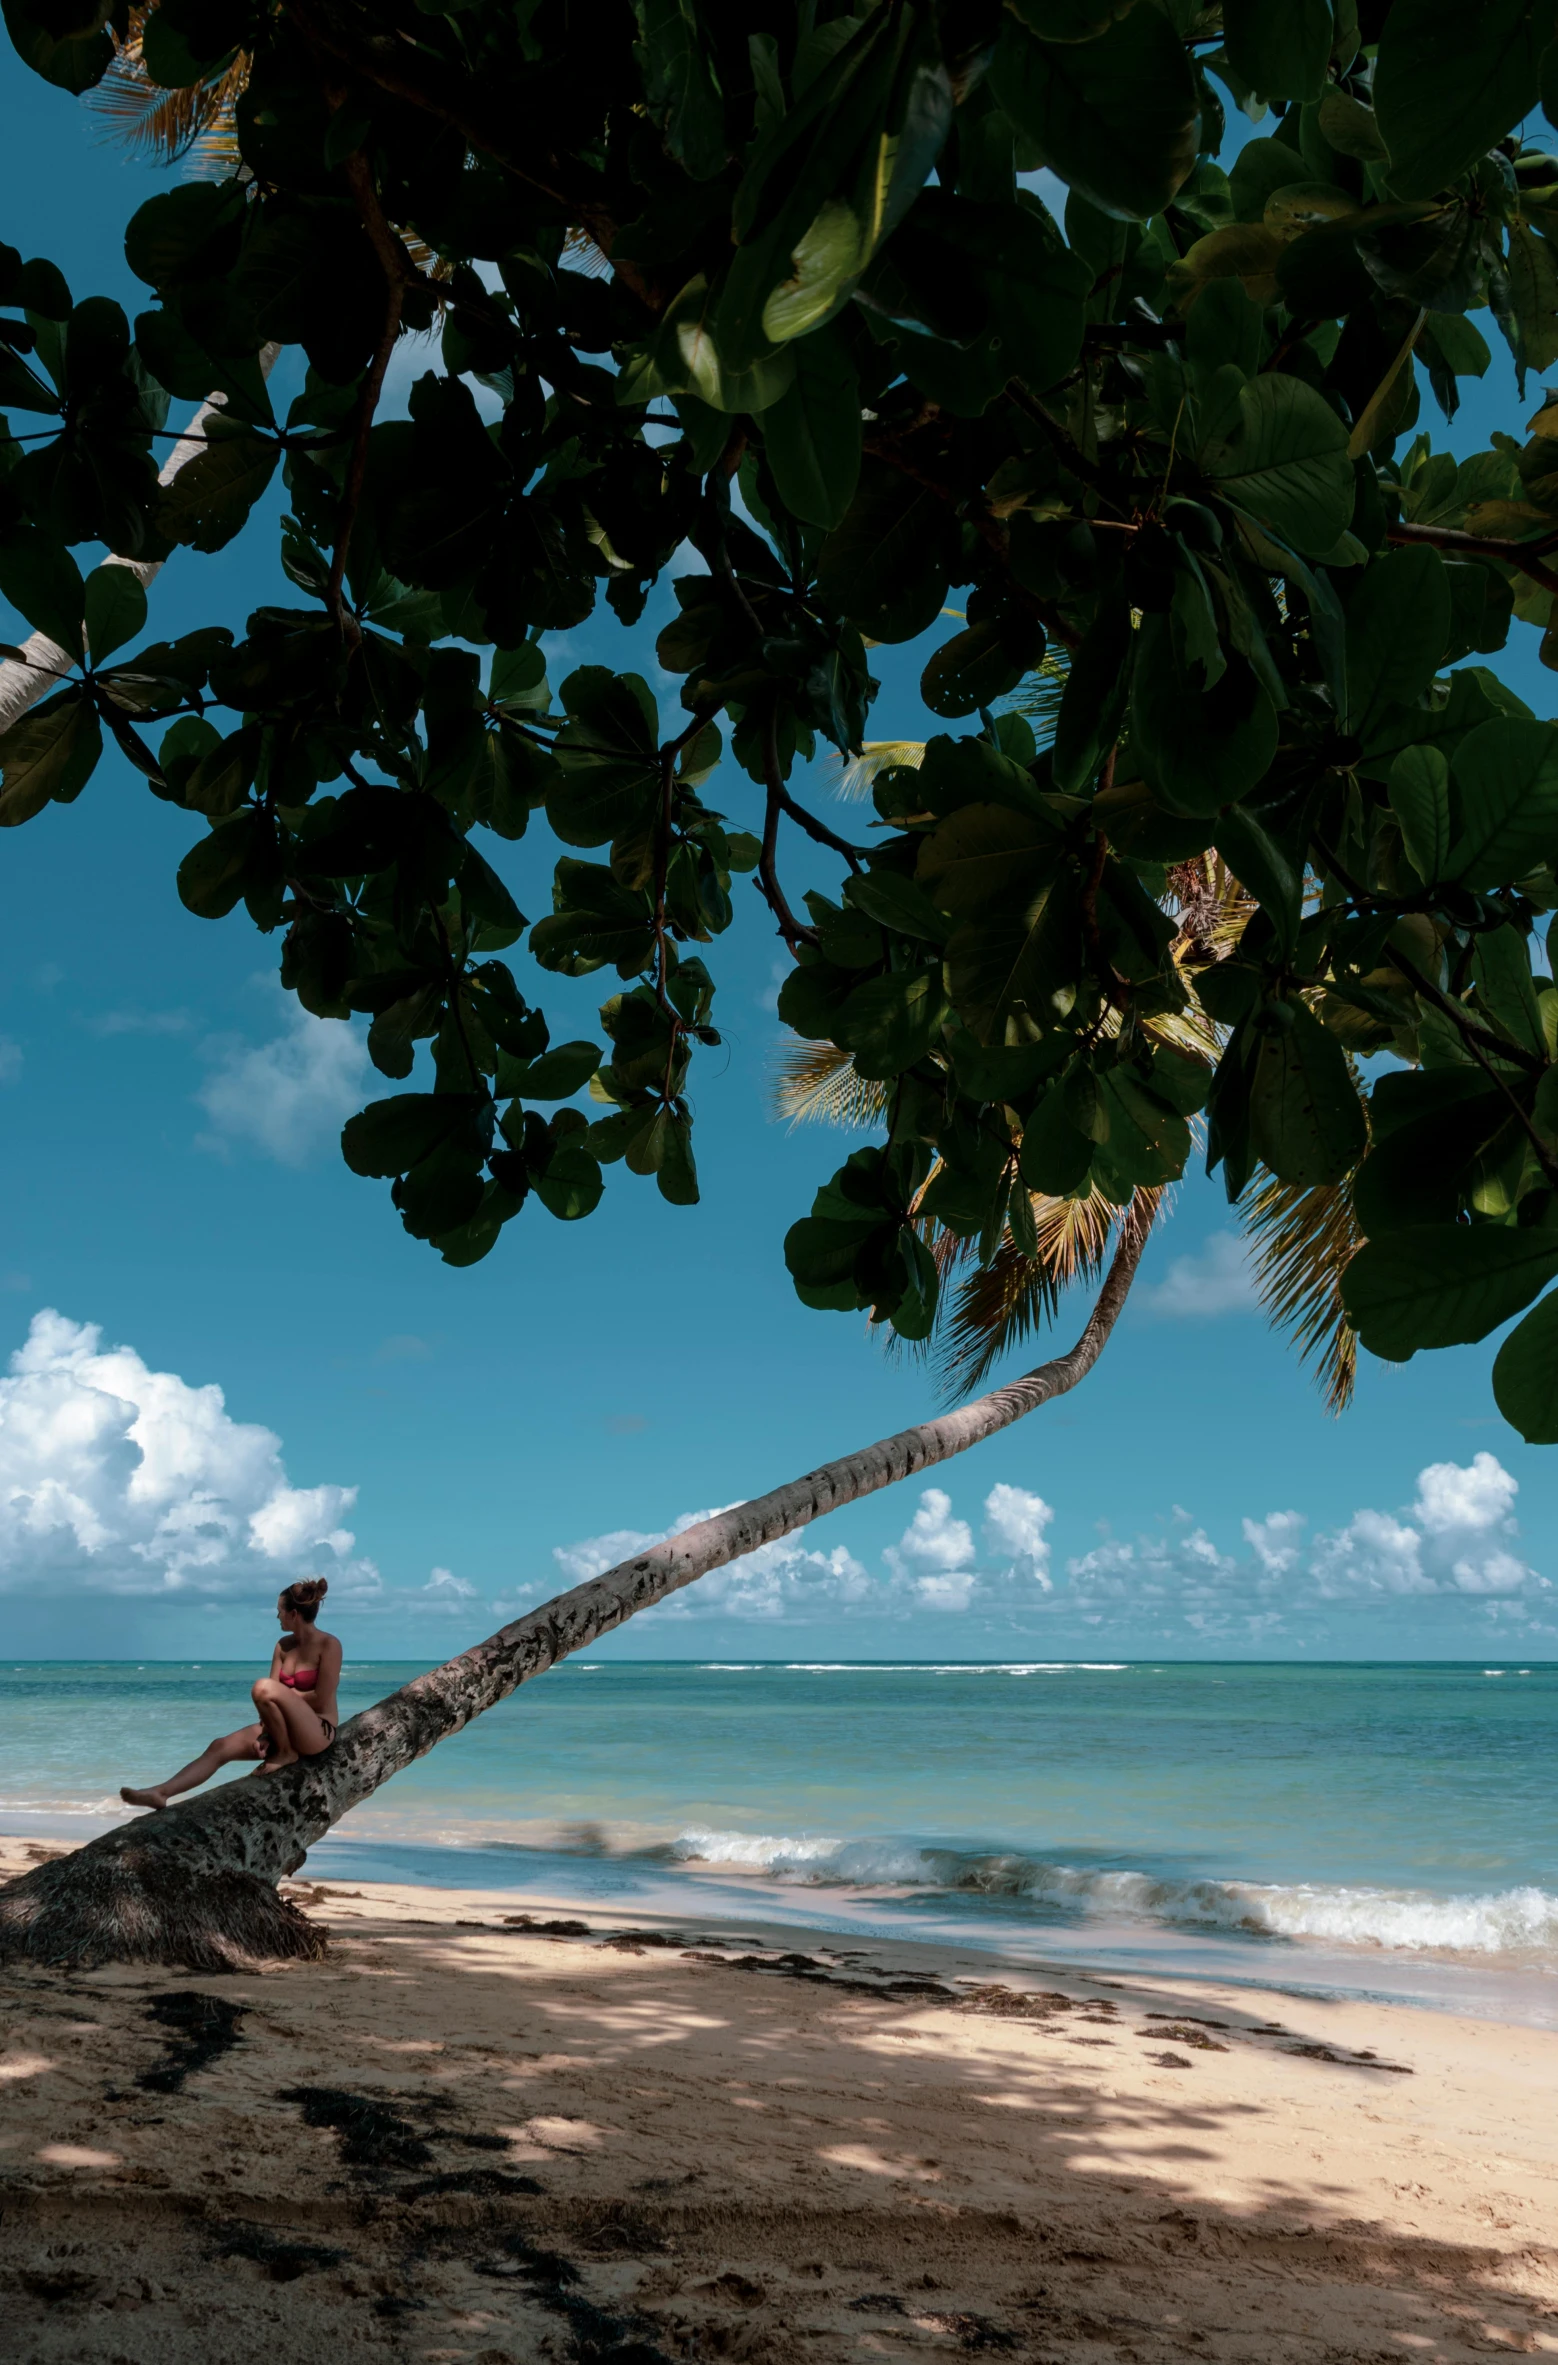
[280,1667,318,1690]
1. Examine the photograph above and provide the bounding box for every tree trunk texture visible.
[0,1149,1153,1971]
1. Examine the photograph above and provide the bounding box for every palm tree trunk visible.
[0,357,278,735]
[0,1194,1154,1970]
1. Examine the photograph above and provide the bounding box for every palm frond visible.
[1005,649,1071,749]
[771,1041,889,1130]
[1243,1173,1361,1414]
[87,11,247,168]
[932,1185,1126,1399]
[563,227,613,278]
[829,740,927,801]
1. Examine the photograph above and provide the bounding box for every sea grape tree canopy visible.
[7,0,1558,1437]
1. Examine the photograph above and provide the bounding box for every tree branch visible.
[758,704,818,953]
[1387,518,1558,601]
[1313,837,1558,1188]
[327,151,409,642]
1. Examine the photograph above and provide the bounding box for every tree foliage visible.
[7,0,1558,1434]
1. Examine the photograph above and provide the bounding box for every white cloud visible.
[196,983,369,1167]
[1137,1230,1257,1319]
[1068,1454,1548,1639]
[426,1564,476,1600]
[538,1457,1552,1643]
[983,1483,1054,1589]
[550,1484,1052,1625]
[895,1487,974,1571]
[0,1036,22,1084]
[90,1009,192,1038]
[0,1309,377,1600]
[1413,1451,1517,1535]
[1242,1510,1305,1578]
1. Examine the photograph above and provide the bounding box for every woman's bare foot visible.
[119,1785,167,1810]
[256,1750,299,1775]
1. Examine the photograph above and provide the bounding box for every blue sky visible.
[0,61,1555,1665]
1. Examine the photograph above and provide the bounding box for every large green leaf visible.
[1095,1068,1190,1187]
[1374,0,1547,199]
[1446,718,1558,886]
[917,800,1060,919]
[529,860,656,978]
[835,967,950,1081]
[547,667,661,849]
[341,1093,487,1180]
[1343,1224,1558,1360]
[0,690,101,825]
[942,869,1083,1042]
[989,8,1201,222]
[1342,544,1450,735]
[632,0,727,181]
[2,0,113,93]
[1132,628,1278,817]
[506,1041,603,1100]
[816,461,955,642]
[531,1139,606,1222]
[83,564,147,666]
[761,326,861,529]
[1492,1287,1558,1440]
[0,527,85,652]
[1388,744,1453,882]
[176,809,267,919]
[1222,0,1333,101]
[1052,590,1130,794]
[1201,374,1353,555]
[1247,1000,1366,1187]
[154,421,280,554]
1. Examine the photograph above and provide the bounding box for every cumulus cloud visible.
[1137,1230,1258,1318]
[1310,1453,1536,1602]
[0,1309,378,1601]
[984,1483,1054,1590]
[425,1565,477,1603]
[541,1454,1553,1642]
[549,1483,1059,1625]
[1066,1453,1549,1641]
[197,983,369,1167]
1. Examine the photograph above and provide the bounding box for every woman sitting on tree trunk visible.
[119,1580,341,1811]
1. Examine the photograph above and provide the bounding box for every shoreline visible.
[7,1805,1557,2034]
[4,1837,1558,2360]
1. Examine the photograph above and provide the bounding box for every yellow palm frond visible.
[829,741,926,801]
[931,1185,1135,1398]
[771,1041,889,1130]
[1243,1173,1361,1414]
[87,9,247,168]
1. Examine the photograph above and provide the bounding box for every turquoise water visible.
[4,1659,1556,2019]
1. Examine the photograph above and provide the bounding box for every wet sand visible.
[2,1834,1556,2362]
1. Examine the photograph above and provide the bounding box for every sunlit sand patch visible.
[0,2052,54,2081]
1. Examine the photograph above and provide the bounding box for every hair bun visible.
[289,1578,328,1606]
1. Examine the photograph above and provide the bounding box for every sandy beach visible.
[2,1834,1557,2364]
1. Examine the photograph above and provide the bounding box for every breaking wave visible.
[667,1827,1558,1959]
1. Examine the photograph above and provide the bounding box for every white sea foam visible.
[778,1662,1129,1675]
[666,1827,1558,1959]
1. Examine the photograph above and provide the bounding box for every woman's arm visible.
[268,1639,284,1677]
[318,1633,342,1698]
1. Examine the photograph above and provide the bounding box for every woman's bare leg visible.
[120,1725,264,1811]
[251,1681,328,1773]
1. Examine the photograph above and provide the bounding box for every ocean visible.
[4,1658,1556,2025]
